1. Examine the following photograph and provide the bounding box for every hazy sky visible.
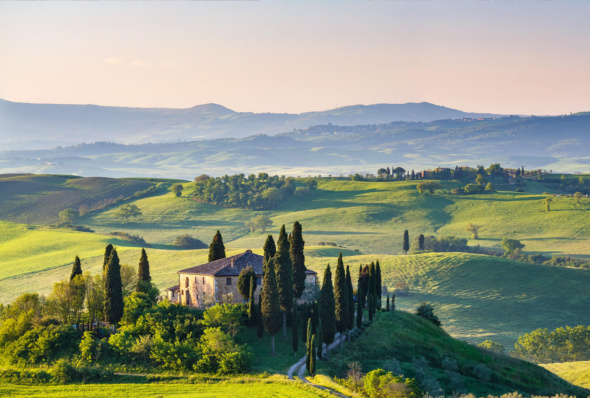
[1,1,589,115]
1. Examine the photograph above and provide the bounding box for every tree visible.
[59,208,79,225]
[346,265,355,339]
[391,293,396,311]
[103,244,114,275]
[334,254,349,349]
[574,192,584,205]
[544,197,553,212]
[319,265,335,358]
[375,260,382,310]
[201,303,244,337]
[208,230,226,262]
[464,183,484,194]
[386,294,390,311]
[173,235,207,249]
[465,223,482,240]
[416,181,441,195]
[475,174,486,185]
[478,340,505,354]
[501,237,525,254]
[85,273,104,331]
[104,248,124,325]
[403,230,409,254]
[292,299,298,356]
[306,318,312,373]
[356,284,363,329]
[248,282,257,327]
[274,225,293,340]
[263,234,276,275]
[70,256,82,281]
[291,221,307,299]
[580,176,585,186]
[237,266,256,302]
[415,302,441,326]
[261,258,281,355]
[171,184,184,198]
[115,204,142,222]
[245,215,272,233]
[47,277,86,325]
[309,335,316,376]
[485,182,495,192]
[418,234,425,251]
[256,293,264,341]
[317,320,323,360]
[136,248,151,293]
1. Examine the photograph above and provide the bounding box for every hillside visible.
[319,311,589,397]
[541,361,590,389]
[0,98,503,147]
[0,174,157,224]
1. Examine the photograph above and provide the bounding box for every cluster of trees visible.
[192,173,317,210]
[376,167,410,180]
[514,325,590,363]
[409,234,469,254]
[337,366,422,398]
[173,235,207,249]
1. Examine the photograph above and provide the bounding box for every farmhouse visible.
[165,250,317,308]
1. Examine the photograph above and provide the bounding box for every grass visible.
[317,310,589,397]
[0,379,330,397]
[306,252,590,348]
[0,174,155,224]
[542,361,590,389]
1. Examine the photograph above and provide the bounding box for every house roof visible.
[166,285,180,291]
[177,250,317,277]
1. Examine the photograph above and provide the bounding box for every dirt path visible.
[288,332,350,398]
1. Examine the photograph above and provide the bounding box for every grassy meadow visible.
[541,361,590,389]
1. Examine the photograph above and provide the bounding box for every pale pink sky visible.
[1,1,589,115]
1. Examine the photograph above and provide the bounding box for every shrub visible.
[415,302,441,327]
[478,340,505,354]
[0,369,51,384]
[416,181,442,195]
[79,331,99,362]
[109,232,148,245]
[4,325,81,365]
[173,235,207,249]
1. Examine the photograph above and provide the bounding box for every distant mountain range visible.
[0,99,504,148]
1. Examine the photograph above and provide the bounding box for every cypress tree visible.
[274,225,293,340]
[70,256,82,281]
[102,244,113,275]
[290,221,306,299]
[317,319,323,360]
[263,234,276,275]
[292,299,298,356]
[311,300,318,335]
[391,293,396,311]
[136,248,151,293]
[319,265,335,358]
[368,262,376,300]
[256,293,264,341]
[419,234,425,252]
[368,293,374,321]
[208,230,226,262]
[386,294,390,311]
[261,258,281,356]
[403,230,410,254]
[238,266,255,301]
[104,248,124,325]
[356,283,363,329]
[309,335,316,376]
[305,318,313,373]
[375,260,382,310]
[334,253,348,349]
[249,280,257,326]
[302,313,308,344]
[345,265,355,339]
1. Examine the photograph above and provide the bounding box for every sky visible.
[1,1,590,115]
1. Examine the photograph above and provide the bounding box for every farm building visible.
[166,250,317,308]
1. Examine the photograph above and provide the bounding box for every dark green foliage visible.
[415,302,441,326]
[386,294,390,311]
[309,335,316,376]
[317,321,323,360]
[192,173,296,210]
[274,225,293,340]
[262,234,276,274]
[136,248,151,293]
[248,281,256,327]
[346,265,355,332]
[3,325,81,365]
[292,299,298,354]
[391,293,396,311]
[368,293,374,321]
[358,265,369,303]
[290,221,307,299]
[302,313,308,344]
[172,235,207,249]
[419,234,425,251]
[208,230,226,262]
[410,235,469,253]
[514,325,590,363]
[375,260,382,310]
[104,248,124,325]
[256,294,264,341]
[69,256,82,281]
[320,265,335,347]
[102,244,113,273]
[368,262,376,311]
[356,284,363,329]
[171,183,183,198]
[334,254,349,336]
[238,266,256,302]
[403,230,410,254]
[501,237,525,254]
[261,258,281,355]
[306,318,312,373]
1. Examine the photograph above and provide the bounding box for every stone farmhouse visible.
[165,250,317,308]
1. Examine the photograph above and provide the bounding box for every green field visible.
[318,311,589,397]
[542,361,590,389]
[0,379,329,398]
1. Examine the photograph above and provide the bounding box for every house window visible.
[202,277,205,284]
[226,278,231,286]
[256,277,261,287]
[185,277,189,288]
[195,277,197,284]
[171,291,175,298]
[182,290,184,295]
[196,294,199,300]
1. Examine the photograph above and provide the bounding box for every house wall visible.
[214,275,262,304]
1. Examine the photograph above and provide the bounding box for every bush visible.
[478,340,505,354]
[4,325,81,365]
[79,331,99,362]
[0,368,51,384]
[416,181,442,195]
[415,303,441,327]
[173,235,207,249]
[109,232,148,246]
[50,360,114,384]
